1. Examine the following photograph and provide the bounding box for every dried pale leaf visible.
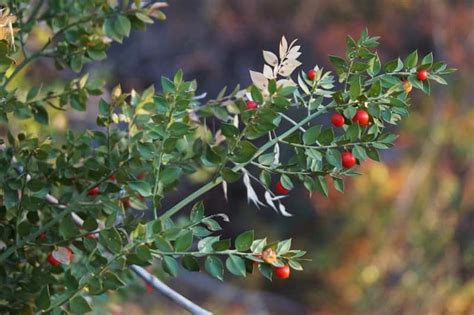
[264,191,278,212]
[287,51,302,61]
[263,50,278,66]
[278,202,293,217]
[213,213,230,222]
[273,143,280,165]
[243,171,264,208]
[298,75,310,94]
[233,115,239,128]
[289,45,301,54]
[289,38,298,49]
[277,79,297,89]
[263,64,274,79]
[215,129,225,145]
[279,36,288,60]
[222,180,228,201]
[249,70,269,90]
[278,60,302,77]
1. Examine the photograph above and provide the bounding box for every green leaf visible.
[232,141,258,163]
[205,256,224,281]
[367,80,381,97]
[59,216,80,239]
[161,76,175,93]
[251,238,267,253]
[352,145,367,161]
[36,286,50,310]
[221,168,241,183]
[198,236,220,252]
[346,123,360,141]
[162,256,179,277]
[155,236,174,252]
[250,85,263,104]
[280,174,294,190]
[235,230,254,251]
[303,125,322,145]
[115,15,131,38]
[325,148,342,168]
[102,271,126,290]
[212,239,231,251]
[258,263,273,281]
[315,176,328,197]
[225,255,246,277]
[190,201,204,222]
[33,105,49,125]
[276,239,292,255]
[332,177,344,192]
[349,75,362,100]
[288,260,304,271]
[182,255,200,272]
[421,52,433,67]
[202,218,222,231]
[104,17,121,42]
[128,180,152,197]
[175,230,193,252]
[160,167,182,185]
[99,228,123,253]
[366,147,380,161]
[318,128,334,145]
[221,123,240,138]
[404,50,418,69]
[69,296,92,314]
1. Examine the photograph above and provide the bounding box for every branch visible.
[6,157,213,314]
[131,265,213,315]
[158,102,337,221]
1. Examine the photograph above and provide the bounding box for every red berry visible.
[47,254,61,266]
[48,247,74,266]
[86,232,98,239]
[87,186,100,196]
[109,175,116,182]
[331,113,345,127]
[246,100,258,110]
[416,69,428,81]
[145,283,154,294]
[121,198,131,209]
[352,109,370,126]
[37,232,46,241]
[274,265,290,279]
[307,69,317,81]
[341,151,357,168]
[275,181,290,195]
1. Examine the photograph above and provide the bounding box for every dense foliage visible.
[0,1,454,313]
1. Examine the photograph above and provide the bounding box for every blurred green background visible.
[16,0,474,314]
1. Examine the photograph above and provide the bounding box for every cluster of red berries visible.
[331,109,370,128]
